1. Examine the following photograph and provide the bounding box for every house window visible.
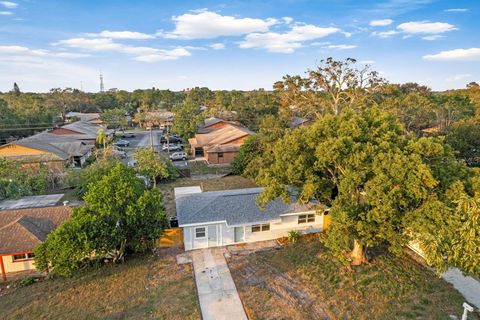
[218,152,224,158]
[12,253,34,262]
[298,214,316,224]
[251,223,270,232]
[195,227,206,239]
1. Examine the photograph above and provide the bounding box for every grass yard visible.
[158,175,257,216]
[0,246,200,320]
[228,236,478,320]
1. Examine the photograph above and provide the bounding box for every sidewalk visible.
[191,248,248,320]
[442,268,480,308]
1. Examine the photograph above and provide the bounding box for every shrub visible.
[288,230,300,243]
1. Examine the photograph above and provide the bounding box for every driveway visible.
[191,248,248,320]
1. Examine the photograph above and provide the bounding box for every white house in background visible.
[175,186,326,251]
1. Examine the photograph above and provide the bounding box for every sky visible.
[0,0,478,92]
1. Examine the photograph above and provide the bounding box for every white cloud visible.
[210,43,225,50]
[56,37,191,62]
[369,19,393,27]
[133,48,191,62]
[422,35,443,41]
[56,38,123,51]
[397,21,456,34]
[239,24,340,53]
[0,10,12,15]
[0,1,17,9]
[97,30,154,40]
[326,44,357,50]
[360,60,375,64]
[444,8,468,12]
[161,10,279,39]
[446,74,471,82]
[423,48,480,61]
[282,17,293,24]
[0,45,90,59]
[371,30,398,38]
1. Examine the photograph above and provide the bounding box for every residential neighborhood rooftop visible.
[0,206,71,254]
[175,187,316,226]
[0,194,65,210]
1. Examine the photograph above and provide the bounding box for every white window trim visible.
[195,227,207,239]
[251,223,270,232]
[298,213,316,224]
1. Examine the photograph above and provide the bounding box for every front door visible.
[234,226,244,243]
[208,225,217,247]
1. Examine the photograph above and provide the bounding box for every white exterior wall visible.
[182,212,323,251]
[245,214,322,243]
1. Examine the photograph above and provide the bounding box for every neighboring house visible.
[290,116,313,128]
[49,121,111,145]
[0,131,94,172]
[65,112,102,125]
[188,123,254,164]
[197,117,239,133]
[0,202,70,282]
[0,121,110,171]
[135,110,175,128]
[175,186,326,251]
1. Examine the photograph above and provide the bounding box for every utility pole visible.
[149,125,154,151]
[99,72,104,93]
[166,123,170,156]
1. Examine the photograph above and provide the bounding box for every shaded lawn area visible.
[158,175,257,216]
[228,237,477,320]
[0,247,200,320]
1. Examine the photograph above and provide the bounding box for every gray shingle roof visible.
[13,132,93,160]
[0,194,64,210]
[176,187,315,226]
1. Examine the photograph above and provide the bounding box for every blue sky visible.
[0,0,478,92]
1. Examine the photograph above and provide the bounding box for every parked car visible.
[169,151,188,161]
[114,140,130,147]
[121,133,135,138]
[162,144,183,152]
[128,159,137,167]
[160,135,183,144]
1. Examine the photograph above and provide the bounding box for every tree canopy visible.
[34,163,168,276]
[255,108,479,275]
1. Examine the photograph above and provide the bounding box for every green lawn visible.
[228,236,478,320]
[0,247,200,320]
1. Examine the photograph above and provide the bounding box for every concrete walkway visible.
[443,268,480,309]
[191,248,248,320]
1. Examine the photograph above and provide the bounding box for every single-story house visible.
[197,117,239,133]
[0,131,94,172]
[49,121,112,144]
[65,112,103,125]
[291,116,313,128]
[188,123,254,164]
[0,204,71,282]
[175,186,326,251]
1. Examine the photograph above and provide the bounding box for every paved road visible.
[191,248,248,320]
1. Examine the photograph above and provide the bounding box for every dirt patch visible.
[228,238,478,320]
[228,252,331,320]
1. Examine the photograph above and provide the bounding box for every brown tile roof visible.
[0,206,71,254]
[190,124,254,149]
[205,144,241,153]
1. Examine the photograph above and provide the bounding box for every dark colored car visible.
[160,135,183,144]
[114,140,130,147]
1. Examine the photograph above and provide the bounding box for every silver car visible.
[169,151,188,161]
